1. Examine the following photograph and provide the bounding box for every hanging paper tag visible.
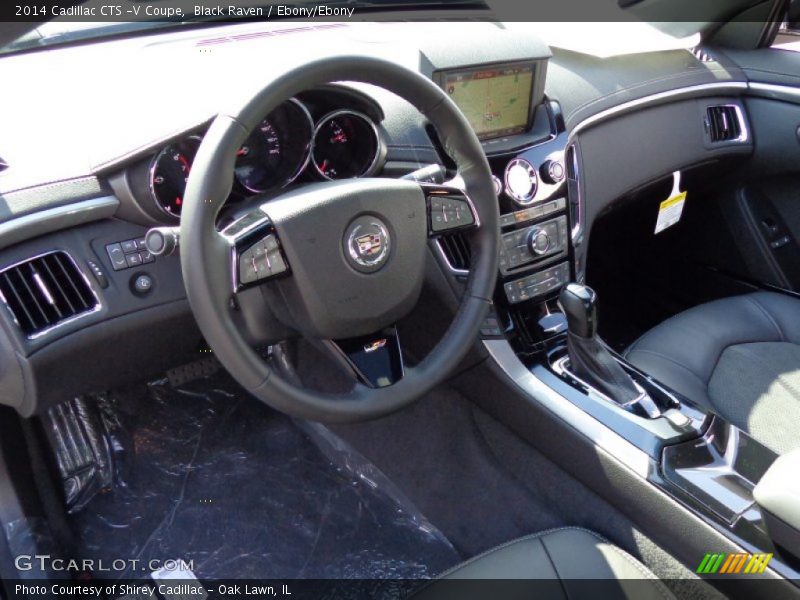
[655,171,686,234]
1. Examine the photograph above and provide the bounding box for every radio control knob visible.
[527,227,551,256]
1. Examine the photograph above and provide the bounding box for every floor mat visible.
[65,373,460,581]
[331,387,565,557]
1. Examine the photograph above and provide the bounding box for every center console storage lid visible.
[754,448,800,559]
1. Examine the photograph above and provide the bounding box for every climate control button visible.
[527,227,551,255]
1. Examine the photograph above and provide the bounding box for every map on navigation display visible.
[442,64,534,139]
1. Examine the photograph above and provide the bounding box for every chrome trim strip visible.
[569,82,749,138]
[566,143,583,243]
[0,196,119,252]
[433,238,469,277]
[0,250,102,341]
[747,81,800,101]
[551,354,661,419]
[483,338,651,478]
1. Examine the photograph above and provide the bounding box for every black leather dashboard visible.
[0,21,793,416]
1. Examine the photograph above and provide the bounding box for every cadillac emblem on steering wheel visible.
[344,216,391,273]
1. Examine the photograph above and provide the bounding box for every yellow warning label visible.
[660,192,687,210]
[655,191,687,234]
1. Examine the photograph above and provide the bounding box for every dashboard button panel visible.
[106,239,156,271]
[498,215,567,273]
[499,197,566,228]
[504,261,570,304]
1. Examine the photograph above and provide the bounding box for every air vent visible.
[0,252,98,338]
[437,234,471,272]
[565,144,583,242]
[706,105,744,143]
[692,47,715,63]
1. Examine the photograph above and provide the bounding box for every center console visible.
[430,86,798,585]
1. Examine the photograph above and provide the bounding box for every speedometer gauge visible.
[149,136,201,217]
[312,110,379,180]
[234,99,314,194]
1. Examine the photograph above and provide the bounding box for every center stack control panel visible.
[435,101,574,313]
[496,197,570,304]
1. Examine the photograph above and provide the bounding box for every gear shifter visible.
[558,283,643,406]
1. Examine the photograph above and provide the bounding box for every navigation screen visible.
[441,64,534,140]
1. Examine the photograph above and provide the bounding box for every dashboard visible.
[127,87,386,222]
[0,21,765,418]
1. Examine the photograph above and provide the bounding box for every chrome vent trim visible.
[0,251,100,339]
[705,104,748,143]
[435,234,471,275]
[565,143,583,243]
[692,47,715,63]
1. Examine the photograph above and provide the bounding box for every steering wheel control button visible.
[428,196,475,233]
[238,234,287,286]
[132,274,153,295]
[344,216,391,273]
[504,158,538,205]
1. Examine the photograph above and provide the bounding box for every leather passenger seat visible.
[416,528,672,599]
[626,291,800,455]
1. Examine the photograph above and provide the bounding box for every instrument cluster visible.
[147,97,382,219]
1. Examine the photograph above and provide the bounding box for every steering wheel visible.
[181,56,499,423]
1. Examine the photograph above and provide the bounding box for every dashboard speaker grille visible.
[438,234,471,271]
[0,252,98,338]
[706,105,742,142]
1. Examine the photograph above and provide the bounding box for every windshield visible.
[1,0,489,54]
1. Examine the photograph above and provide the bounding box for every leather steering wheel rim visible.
[180,55,499,423]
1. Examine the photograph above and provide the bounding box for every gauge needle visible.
[237,147,248,157]
[320,159,329,173]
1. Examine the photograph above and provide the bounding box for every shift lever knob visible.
[558,283,598,338]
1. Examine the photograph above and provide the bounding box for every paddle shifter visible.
[558,284,643,407]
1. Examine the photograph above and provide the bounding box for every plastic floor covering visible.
[61,372,460,583]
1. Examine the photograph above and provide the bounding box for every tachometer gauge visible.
[312,110,379,180]
[234,99,314,194]
[149,136,201,217]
